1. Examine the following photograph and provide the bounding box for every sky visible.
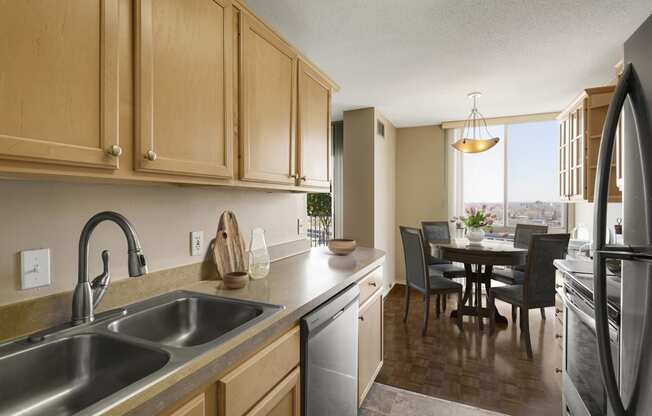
[463,120,558,203]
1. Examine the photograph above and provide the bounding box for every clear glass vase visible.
[248,227,270,280]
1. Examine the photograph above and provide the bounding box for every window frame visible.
[455,120,568,235]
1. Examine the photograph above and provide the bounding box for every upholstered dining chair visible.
[488,233,570,359]
[421,221,466,314]
[492,223,548,321]
[400,226,463,335]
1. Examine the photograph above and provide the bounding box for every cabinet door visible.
[0,0,119,169]
[136,0,233,178]
[239,13,296,185]
[246,367,300,416]
[568,105,585,199]
[358,292,383,406]
[297,61,331,189]
[558,117,570,200]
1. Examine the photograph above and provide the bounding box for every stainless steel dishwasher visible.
[301,284,359,416]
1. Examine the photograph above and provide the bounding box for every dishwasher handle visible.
[301,284,360,334]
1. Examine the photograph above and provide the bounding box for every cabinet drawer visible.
[218,327,300,416]
[169,393,206,416]
[358,267,382,306]
[358,292,383,405]
[246,367,300,416]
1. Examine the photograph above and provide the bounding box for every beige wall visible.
[373,113,396,292]
[343,108,396,292]
[343,108,375,248]
[395,125,448,283]
[0,179,306,306]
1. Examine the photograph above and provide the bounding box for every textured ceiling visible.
[244,0,652,127]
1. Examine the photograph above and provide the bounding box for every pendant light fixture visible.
[451,92,499,153]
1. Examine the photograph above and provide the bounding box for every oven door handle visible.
[565,296,597,332]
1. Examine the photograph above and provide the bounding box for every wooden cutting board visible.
[213,210,247,279]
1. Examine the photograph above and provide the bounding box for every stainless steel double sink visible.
[0,291,282,416]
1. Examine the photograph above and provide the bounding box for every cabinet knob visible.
[358,316,364,321]
[555,334,563,339]
[555,368,563,374]
[555,284,562,289]
[299,176,307,181]
[555,308,562,315]
[369,281,377,287]
[145,149,158,161]
[107,145,123,157]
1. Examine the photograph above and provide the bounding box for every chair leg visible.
[403,285,411,323]
[422,294,430,336]
[540,308,546,320]
[443,294,448,313]
[512,305,517,323]
[457,289,464,331]
[489,292,496,335]
[521,307,533,359]
[435,295,441,319]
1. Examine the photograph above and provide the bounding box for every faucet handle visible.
[91,250,111,308]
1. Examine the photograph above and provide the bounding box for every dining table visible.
[431,239,528,330]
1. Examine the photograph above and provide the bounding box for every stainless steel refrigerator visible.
[593,14,652,416]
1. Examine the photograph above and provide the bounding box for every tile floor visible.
[360,383,507,416]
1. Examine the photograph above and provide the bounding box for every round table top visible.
[431,240,527,266]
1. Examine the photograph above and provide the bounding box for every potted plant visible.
[451,206,496,245]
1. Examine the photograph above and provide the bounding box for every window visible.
[458,120,566,233]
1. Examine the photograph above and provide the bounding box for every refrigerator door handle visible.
[594,62,652,416]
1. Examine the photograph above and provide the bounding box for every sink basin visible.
[0,334,168,416]
[107,294,271,348]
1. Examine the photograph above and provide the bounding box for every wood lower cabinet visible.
[218,326,300,416]
[358,290,383,406]
[0,0,120,169]
[297,60,331,189]
[135,0,234,178]
[238,11,297,185]
[246,368,300,416]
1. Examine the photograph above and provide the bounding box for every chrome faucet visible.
[72,211,148,325]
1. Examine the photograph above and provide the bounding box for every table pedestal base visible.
[449,263,508,329]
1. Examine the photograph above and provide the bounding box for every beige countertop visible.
[109,246,386,415]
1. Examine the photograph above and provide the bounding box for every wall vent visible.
[376,120,385,137]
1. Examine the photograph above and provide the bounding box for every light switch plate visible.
[190,231,203,256]
[20,248,51,289]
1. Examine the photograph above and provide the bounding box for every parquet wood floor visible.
[376,284,563,416]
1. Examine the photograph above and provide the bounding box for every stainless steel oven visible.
[561,280,620,416]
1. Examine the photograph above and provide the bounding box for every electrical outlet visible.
[190,231,203,256]
[20,248,51,289]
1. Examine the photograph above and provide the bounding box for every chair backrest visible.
[400,226,429,292]
[421,221,452,244]
[421,221,452,264]
[514,223,549,249]
[523,233,570,306]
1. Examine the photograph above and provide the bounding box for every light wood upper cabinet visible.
[239,12,297,185]
[557,86,621,202]
[0,0,120,169]
[135,0,234,178]
[297,60,331,189]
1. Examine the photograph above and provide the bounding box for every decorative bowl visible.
[222,271,249,289]
[327,239,357,255]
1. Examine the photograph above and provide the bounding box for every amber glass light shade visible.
[451,137,500,153]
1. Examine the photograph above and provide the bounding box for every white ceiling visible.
[244,0,652,127]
